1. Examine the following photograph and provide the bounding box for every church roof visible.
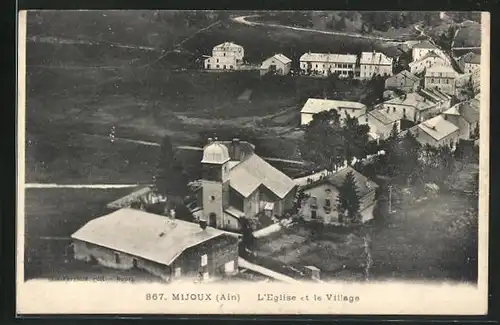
[228,154,296,199]
[201,140,230,164]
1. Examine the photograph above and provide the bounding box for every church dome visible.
[201,140,230,164]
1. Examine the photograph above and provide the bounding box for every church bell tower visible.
[201,138,230,229]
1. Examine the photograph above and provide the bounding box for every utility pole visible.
[388,185,393,214]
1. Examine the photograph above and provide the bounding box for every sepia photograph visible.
[17,10,489,315]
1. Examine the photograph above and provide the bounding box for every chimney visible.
[232,138,241,160]
[199,219,207,230]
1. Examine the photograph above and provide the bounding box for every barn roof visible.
[71,209,238,266]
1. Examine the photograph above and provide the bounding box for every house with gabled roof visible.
[200,138,297,231]
[442,100,480,140]
[298,166,379,224]
[385,70,422,93]
[299,52,357,77]
[458,52,480,74]
[409,50,451,75]
[359,51,393,79]
[204,41,245,70]
[411,40,448,62]
[406,115,460,148]
[424,64,459,96]
[260,53,292,76]
[300,98,367,126]
[71,208,240,282]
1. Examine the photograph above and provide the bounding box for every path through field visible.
[231,15,406,42]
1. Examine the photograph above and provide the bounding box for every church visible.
[199,138,297,231]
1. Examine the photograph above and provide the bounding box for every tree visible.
[337,171,361,223]
[389,122,399,140]
[341,114,371,164]
[301,109,345,171]
[335,17,347,30]
[292,188,310,215]
[238,217,255,254]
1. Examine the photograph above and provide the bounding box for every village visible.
[24,11,481,285]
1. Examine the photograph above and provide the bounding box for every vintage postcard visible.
[17,10,489,315]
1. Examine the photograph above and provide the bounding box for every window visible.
[175,267,181,277]
[310,196,318,208]
[352,108,355,112]
[224,260,235,274]
[216,58,219,63]
[315,64,318,68]
[132,258,138,268]
[114,253,120,264]
[224,52,226,56]
[201,254,208,267]
[325,199,331,207]
[223,65,226,69]
[216,64,220,68]
[311,210,317,219]
[210,195,215,201]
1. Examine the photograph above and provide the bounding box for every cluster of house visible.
[300,40,481,148]
[203,41,394,79]
[71,138,380,283]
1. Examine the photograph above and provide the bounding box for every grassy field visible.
[26,130,159,184]
[24,187,139,280]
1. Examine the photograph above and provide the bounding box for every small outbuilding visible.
[260,53,292,76]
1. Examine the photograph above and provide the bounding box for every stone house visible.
[385,70,422,93]
[204,42,244,70]
[442,100,480,140]
[71,208,240,282]
[359,51,393,79]
[299,166,379,224]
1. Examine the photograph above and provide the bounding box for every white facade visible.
[299,52,357,77]
[359,52,393,79]
[424,65,459,95]
[300,98,367,126]
[204,42,244,70]
[260,54,292,76]
[412,41,448,62]
[409,52,451,74]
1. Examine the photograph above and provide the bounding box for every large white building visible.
[409,51,451,75]
[300,98,367,126]
[359,51,393,79]
[204,42,245,70]
[424,65,459,95]
[299,52,357,77]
